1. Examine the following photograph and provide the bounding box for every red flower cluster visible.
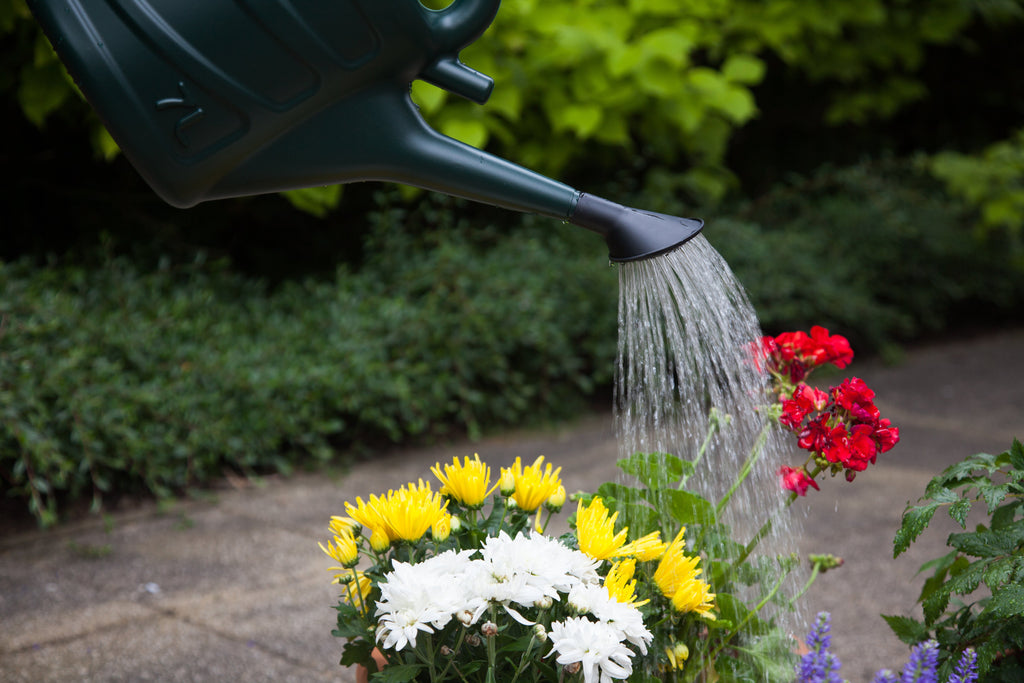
[793,378,900,477]
[762,327,900,495]
[761,325,854,384]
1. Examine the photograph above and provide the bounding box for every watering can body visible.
[28,0,703,261]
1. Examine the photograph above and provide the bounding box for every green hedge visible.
[0,212,618,526]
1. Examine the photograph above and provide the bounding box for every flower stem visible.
[509,634,539,683]
[683,410,724,488]
[715,421,771,516]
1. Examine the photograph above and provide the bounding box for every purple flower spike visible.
[872,669,899,683]
[796,612,842,683]
[901,640,939,683]
[948,648,978,683]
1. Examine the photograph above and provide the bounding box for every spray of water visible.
[615,235,805,667]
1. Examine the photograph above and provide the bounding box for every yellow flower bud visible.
[369,527,391,552]
[432,513,451,542]
[544,485,567,513]
[498,468,516,496]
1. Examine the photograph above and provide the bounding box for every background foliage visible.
[2,0,1024,524]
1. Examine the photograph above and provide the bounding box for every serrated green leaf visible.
[882,614,928,645]
[948,498,972,528]
[949,527,1020,558]
[894,502,941,557]
[1008,439,1024,471]
[991,501,1023,529]
[980,583,1024,619]
[924,483,959,503]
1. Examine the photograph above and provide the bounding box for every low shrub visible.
[0,228,618,526]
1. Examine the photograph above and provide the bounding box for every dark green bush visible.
[0,219,617,526]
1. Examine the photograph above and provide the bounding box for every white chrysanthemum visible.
[375,552,474,651]
[549,617,636,683]
[481,531,600,593]
[461,558,539,625]
[566,584,652,655]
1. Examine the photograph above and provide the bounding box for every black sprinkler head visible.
[569,194,705,262]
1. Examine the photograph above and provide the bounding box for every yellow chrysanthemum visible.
[575,497,629,560]
[384,480,449,541]
[319,532,359,569]
[619,531,667,561]
[431,454,498,508]
[670,575,716,619]
[503,456,562,513]
[328,516,360,537]
[604,559,648,606]
[345,493,395,541]
[345,479,449,543]
[653,528,716,618]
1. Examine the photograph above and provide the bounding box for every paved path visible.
[1,328,1022,682]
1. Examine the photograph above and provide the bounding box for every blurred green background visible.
[2,0,1023,525]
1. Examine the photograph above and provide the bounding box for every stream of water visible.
[615,234,805,670]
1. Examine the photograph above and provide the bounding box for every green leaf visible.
[617,452,690,489]
[713,592,749,626]
[1008,439,1024,471]
[948,527,1020,558]
[375,663,424,683]
[980,583,1024,619]
[882,614,928,645]
[281,185,343,218]
[662,489,716,526]
[894,502,941,557]
[948,498,972,528]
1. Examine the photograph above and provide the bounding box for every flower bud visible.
[481,621,498,638]
[664,642,689,670]
[432,514,451,542]
[466,634,482,647]
[532,624,548,643]
[809,553,844,572]
[369,528,391,553]
[534,596,553,610]
[544,485,567,513]
[457,610,474,627]
[440,646,453,656]
[499,468,516,496]
[564,662,582,675]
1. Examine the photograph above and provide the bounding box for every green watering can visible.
[27,0,702,261]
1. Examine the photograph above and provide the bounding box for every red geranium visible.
[779,465,820,496]
[761,326,855,386]
[767,327,900,494]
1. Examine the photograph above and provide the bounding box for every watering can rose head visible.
[762,327,901,495]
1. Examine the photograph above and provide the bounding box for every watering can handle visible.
[420,0,501,103]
